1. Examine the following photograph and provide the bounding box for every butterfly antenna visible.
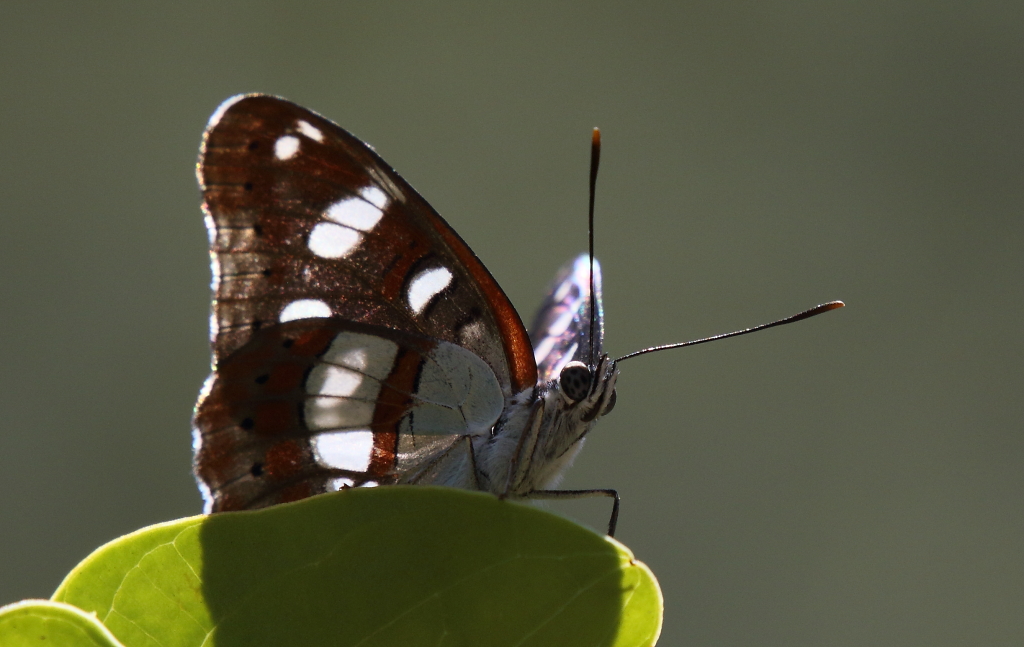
[588,127,601,366]
[615,301,845,363]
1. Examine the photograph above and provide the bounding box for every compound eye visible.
[559,361,592,403]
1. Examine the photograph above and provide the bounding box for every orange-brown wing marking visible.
[418,211,537,393]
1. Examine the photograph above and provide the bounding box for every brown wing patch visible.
[198,95,537,396]
[194,318,483,512]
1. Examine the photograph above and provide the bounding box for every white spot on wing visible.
[325,196,384,231]
[274,135,300,160]
[279,299,332,322]
[308,222,362,258]
[360,186,388,209]
[321,333,398,380]
[297,120,323,142]
[407,267,453,314]
[313,430,374,472]
[306,397,374,430]
[309,364,363,397]
[304,332,399,431]
[334,347,368,371]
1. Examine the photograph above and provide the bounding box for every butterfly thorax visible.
[489,354,619,497]
[388,354,618,498]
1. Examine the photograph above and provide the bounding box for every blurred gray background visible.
[1,2,1021,645]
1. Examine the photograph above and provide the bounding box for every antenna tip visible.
[592,128,601,145]
[821,300,845,311]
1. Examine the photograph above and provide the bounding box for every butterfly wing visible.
[530,254,605,382]
[194,318,504,511]
[194,95,537,511]
[199,94,536,393]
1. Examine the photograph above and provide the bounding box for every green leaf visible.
[0,599,125,647]
[51,486,662,647]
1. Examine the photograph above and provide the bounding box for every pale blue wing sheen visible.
[529,254,604,382]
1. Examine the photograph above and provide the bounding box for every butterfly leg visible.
[525,489,620,537]
[501,400,544,498]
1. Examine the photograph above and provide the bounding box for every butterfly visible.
[191,95,843,536]
[192,95,625,533]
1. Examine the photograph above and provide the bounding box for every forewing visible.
[530,254,605,382]
[193,319,504,512]
[199,94,537,395]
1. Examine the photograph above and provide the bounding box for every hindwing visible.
[194,318,504,511]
